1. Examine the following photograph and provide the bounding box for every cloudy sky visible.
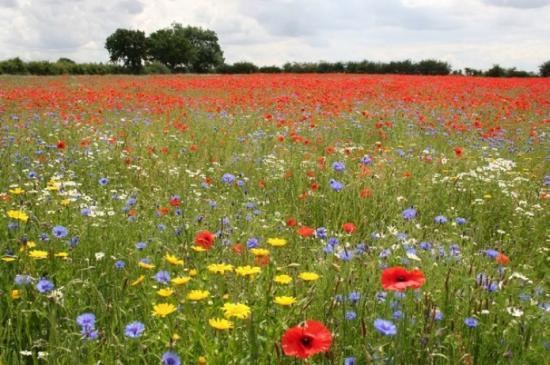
[0,0,549,71]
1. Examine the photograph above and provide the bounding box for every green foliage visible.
[143,61,171,74]
[147,24,193,72]
[183,26,224,72]
[0,57,27,74]
[218,62,259,74]
[105,28,147,73]
[539,60,550,77]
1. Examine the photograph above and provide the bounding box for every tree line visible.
[0,23,548,76]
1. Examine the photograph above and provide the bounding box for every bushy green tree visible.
[183,26,224,72]
[539,60,550,77]
[105,28,147,73]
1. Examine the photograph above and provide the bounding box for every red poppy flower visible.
[169,196,181,207]
[342,223,356,234]
[232,243,243,254]
[286,218,297,227]
[496,253,509,265]
[195,230,215,250]
[281,320,332,359]
[298,226,315,237]
[56,140,66,149]
[454,147,463,157]
[381,266,426,291]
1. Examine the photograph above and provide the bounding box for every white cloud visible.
[0,0,548,71]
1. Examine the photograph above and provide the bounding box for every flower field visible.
[0,74,548,364]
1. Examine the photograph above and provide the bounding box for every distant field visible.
[0,74,548,364]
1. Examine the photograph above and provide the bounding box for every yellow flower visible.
[274,296,297,306]
[208,318,233,330]
[28,250,48,260]
[222,302,251,319]
[19,240,36,252]
[250,248,269,256]
[2,256,16,262]
[267,238,287,247]
[189,269,198,277]
[207,263,234,274]
[138,261,156,270]
[483,194,492,199]
[274,274,293,284]
[55,252,69,259]
[235,265,261,277]
[130,275,145,286]
[198,356,207,364]
[157,288,174,297]
[10,290,21,299]
[186,290,209,301]
[9,187,25,195]
[299,272,320,281]
[6,210,29,222]
[171,276,191,286]
[152,303,177,317]
[192,246,206,252]
[165,254,184,266]
[172,333,181,341]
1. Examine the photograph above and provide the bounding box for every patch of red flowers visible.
[496,252,509,265]
[342,222,356,234]
[381,266,426,291]
[195,230,215,250]
[297,226,315,237]
[281,320,332,359]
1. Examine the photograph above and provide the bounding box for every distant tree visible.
[182,26,224,72]
[57,57,76,64]
[0,57,27,74]
[464,67,483,76]
[484,64,506,77]
[147,24,193,72]
[258,65,282,73]
[416,59,451,75]
[539,60,550,77]
[105,28,147,73]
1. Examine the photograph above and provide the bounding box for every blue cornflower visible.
[332,161,345,172]
[316,227,327,239]
[135,242,147,250]
[327,237,339,246]
[339,250,353,261]
[221,173,235,184]
[98,177,109,186]
[124,321,145,338]
[344,357,356,365]
[36,278,54,293]
[80,208,91,216]
[392,310,403,320]
[419,241,432,250]
[323,244,334,253]
[434,215,448,224]
[360,155,372,165]
[375,291,387,303]
[434,309,444,321]
[81,327,99,341]
[127,197,137,206]
[52,225,68,238]
[28,171,37,179]
[114,260,126,269]
[402,208,417,220]
[246,238,259,249]
[14,274,32,286]
[329,179,344,192]
[374,319,397,336]
[334,295,344,303]
[348,292,361,304]
[162,351,181,365]
[484,249,499,258]
[455,217,467,225]
[154,271,171,284]
[464,317,478,328]
[345,311,357,320]
[76,313,96,329]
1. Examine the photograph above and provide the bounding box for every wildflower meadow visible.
[0,74,548,364]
